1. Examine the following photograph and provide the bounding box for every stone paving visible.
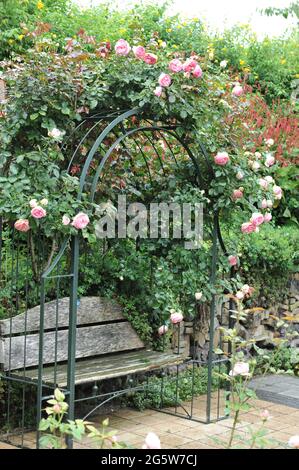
[249,374,299,408]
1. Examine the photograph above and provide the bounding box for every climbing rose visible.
[195,292,203,301]
[29,199,38,208]
[228,255,238,266]
[48,128,62,139]
[267,200,273,208]
[236,290,244,300]
[31,206,46,219]
[72,212,90,229]
[214,151,229,166]
[168,59,183,72]
[251,161,260,171]
[142,432,161,449]
[255,152,262,159]
[132,45,145,59]
[259,178,268,189]
[229,362,250,377]
[192,64,203,78]
[232,85,244,96]
[250,213,264,226]
[182,58,197,72]
[40,198,48,206]
[241,284,251,294]
[158,73,171,87]
[265,175,274,183]
[170,311,183,324]
[154,86,163,97]
[260,199,268,209]
[14,219,30,232]
[265,153,275,167]
[288,435,299,449]
[158,325,168,336]
[241,222,256,234]
[114,39,131,56]
[232,189,243,200]
[52,404,62,414]
[62,215,70,226]
[273,185,283,200]
[260,410,270,421]
[236,170,244,180]
[143,53,157,65]
[264,212,272,223]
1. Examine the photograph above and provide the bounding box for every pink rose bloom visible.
[114,39,131,56]
[192,64,203,78]
[273,185,283,200]
[288,435,299,449]
[260,410,270,421]
[241,222,257,234]
[31,206,47,219]
[232,85,244,97]
[154,86,163,97]
[229,362,250,377]
[236,290,244,300]
[228,255,238,266]
[260,199,268,209]
[214,151,230,166]
[132,45,145,60]
[14,219,30,232]
[158,73,172,87]
[62,215,70,226]
[259,178,268,189]
[29,199,38,208]
[143,53,157,65]
[142,432,161,449]
[241,284,251,294]
[182,58,197,72]
[265,154,275,167]
[72,212,90,229]
[170,311,184,324]
[168,59,183,72]
[264,212,272,223]
[232,189,243,200]
[158,325,168,336]
[250,213,264,226]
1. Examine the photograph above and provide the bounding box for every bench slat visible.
[3,322,144,370]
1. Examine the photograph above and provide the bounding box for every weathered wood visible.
[0,297,124,336]
[3,321,144,370]
[13,350,183,386]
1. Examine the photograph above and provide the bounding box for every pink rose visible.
[168,59,183,72]
[14,219,30,232]
[250,213,264,226]
[31,206,47,219]
[170,311,183,324]
[259,178,268,189]
[143,53,157,65]
[62,215,70,226]
[260,410,270,421]
[29,199,38,208]
[273,185,283,200]
[214,151,230,166]
[232,189,243,200]
[158,325,168,336]
[288,435,299,449]
[228,255,238,266]
[114,39,131,56]
[182,58,197,72]
[264,212,272,223]
[229,362,250,377]
[72,212,90,229]
[232,85,244,97]
[241,284,251,294]
[158,73,172,87]
[132,45,145,60]
[192,64,203,78]
[260,199,268,209]
[142,432,161,449]
[241,222,257,234]
[154,86,163,97]
[265,154,275,167]
[236,290,244,300]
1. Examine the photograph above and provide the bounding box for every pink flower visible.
[265,154,275,167]
[228,255,238,266]
[72,212,90,229]
[142,432,161,449]
[241,284,251,294]
[232,189,243,200]
[214,151,230,166]
[241,222,257,234]
[168,59,183,72]
[260,199,268,209]
[259,178,268,189]
[154,86,163,97]
[158,73,172,87]
[192,64,203,78]
[31,206,47,219]
[236,290,244,300]
[182,58,197,72]
[114,39,131,56]
[232,85,244,97]
[62,215,70,226]
[229,362,250,377]
[170,311,184,324]
[29,199,38,208]
[264,212,272,223]
[158,325,168,336]
[14,219,30,232]
[250,213,264,226]
[260,410,270,421]
[273,185,283,200]
[132,45,145,60]
[143,53,157,65]
[288,435,299,449]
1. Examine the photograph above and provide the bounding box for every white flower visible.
[195,292,203,301]
[220,60,227,68]
[236,170,244,180]
[236,291,244,300]
[48,128,62,139]
[251,161,260,171]
[254,152,262,159]
[265,138,274,147]
[29,199,38,208]
[265,175,274,183]
[40,198,48,206]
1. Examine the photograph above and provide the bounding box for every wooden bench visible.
[0,297,183,387]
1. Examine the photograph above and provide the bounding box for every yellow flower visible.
[18,34,24,41]
[172,44,178,49]
[37,0,44,9]
[295,74,299,78]
[239,59,245,66]
[176,25,182,29]
[243,67,251,73]
[166,28,172,33]
[8,39,14,44]
[280,58,286,64]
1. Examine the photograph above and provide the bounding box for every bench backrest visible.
[0,297,144,371]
